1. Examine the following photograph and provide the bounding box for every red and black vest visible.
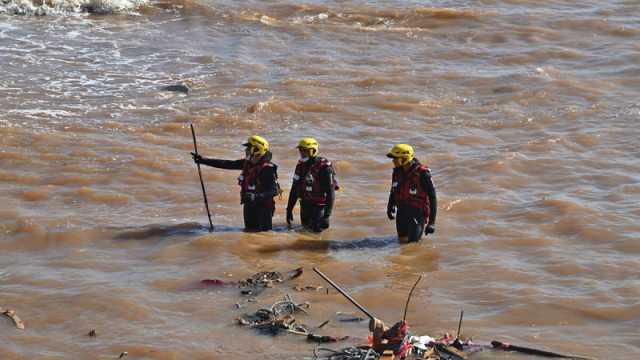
[391,161,431,220]
[238,161,276,209]
[293,157,337,206]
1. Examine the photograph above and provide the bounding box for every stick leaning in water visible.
[190,124,214,232]
[313,267,376,320]
[403,275,422,321]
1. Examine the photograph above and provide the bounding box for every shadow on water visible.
[112,222,292,240]
[112,222,401,253]
[257,235,401,254]
[112,222,209,240]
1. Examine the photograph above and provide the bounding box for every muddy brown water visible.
[1,1,639,359]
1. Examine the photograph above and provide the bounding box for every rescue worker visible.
[286,138,338,232]
[386,144,437,243]
[192,135,279,232]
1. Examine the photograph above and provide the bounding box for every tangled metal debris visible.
[201,267,304,296]
[236,294,348,343]
[236,294,310,334]
[312,346,380,360]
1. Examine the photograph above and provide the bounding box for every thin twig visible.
[403,275,423,321]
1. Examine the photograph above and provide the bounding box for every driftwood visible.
[0,307,25,330]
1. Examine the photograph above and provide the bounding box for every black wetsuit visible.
[198,152,278,231]
[287,157,336,233]
[388,159,437,242]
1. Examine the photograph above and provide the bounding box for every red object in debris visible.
[200,279,235,286]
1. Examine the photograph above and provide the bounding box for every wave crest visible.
[0,0,148,15]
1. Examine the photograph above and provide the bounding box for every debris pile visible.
[236,294,347,343]
[201,267,304,296]
[236,294,310,334]
[305,268,593,360]
[205,266,592,360]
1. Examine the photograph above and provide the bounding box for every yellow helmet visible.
[243,135,269,157]
[297,137,319,157]
[386,144,414,166]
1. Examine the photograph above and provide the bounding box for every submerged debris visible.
[236,294,310,334]
[317,320,330,329]
[307,333,349,343]
[336,312,366,323]
[0,307,25,330]
[491,340,593,359]
[237,295,347,343]
[310,333,594,360]
[294,285,324,292]
[201,267,304,297]
[312,346,379,360]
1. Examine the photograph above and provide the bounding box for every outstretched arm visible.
[193,154,245,170]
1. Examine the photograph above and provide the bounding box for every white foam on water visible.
[0,0,148,16]
[9,108,76,118]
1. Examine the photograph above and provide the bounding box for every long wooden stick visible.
[456,309,464,338]
[190,124,214,232]
[313,267,376,320]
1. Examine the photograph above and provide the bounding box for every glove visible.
[425,224,435,235]
[242,192,256,203]
[286,208,294,226]
[387,204,396,220]
[191,152,203,164]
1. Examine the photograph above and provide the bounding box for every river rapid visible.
[1,0,639,359]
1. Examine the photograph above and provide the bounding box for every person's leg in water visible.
[255,204,273,231]
[300,201,325,232]
[300,200,312,229]
[309,205,325,232]
[395,206,408,243]
[396,205,424,243]
[243,203,259,231]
